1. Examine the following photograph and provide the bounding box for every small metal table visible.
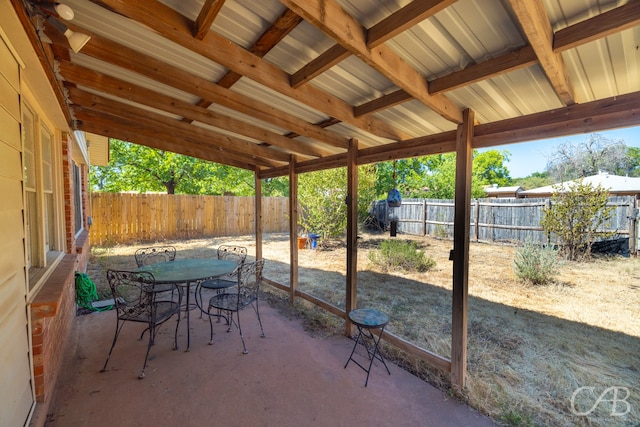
[136,258,236,351]
[344,308,391,386]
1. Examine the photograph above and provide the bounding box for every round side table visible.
[344,308,391,386]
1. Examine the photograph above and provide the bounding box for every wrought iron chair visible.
[134,245,177,267]
[196,245,248,318]
[199,259,265,354]
[101,269,181,379]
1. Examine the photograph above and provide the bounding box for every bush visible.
[513,241,561,285]
[368,239,436,273]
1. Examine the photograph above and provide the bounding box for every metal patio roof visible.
[12,0,640,177]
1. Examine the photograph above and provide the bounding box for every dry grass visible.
[87,232,640,427]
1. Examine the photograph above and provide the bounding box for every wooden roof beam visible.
[75,110,270,170]
[508,0,575,105]
[262,91,640,177]
[67,87,292,166]
[283,0,463,124]
[290,0,456,88]
[553,1,640,52]
[92,0,410,142]
[193,0,226,40]
[59,61,332,158]
[71,32,349,150]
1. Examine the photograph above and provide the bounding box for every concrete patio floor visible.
[41,299,495,427]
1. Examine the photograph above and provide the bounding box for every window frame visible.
[22,101,64,294]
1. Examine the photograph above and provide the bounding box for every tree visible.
[297,166,378,239]
[90,139,257,195]
[512,171,554,190]
[540,180,614,261]
[546,134,630,181]
[398,150,512,199]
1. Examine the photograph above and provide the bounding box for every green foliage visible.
[297,166,378,239]
[368,240,436,273]
[393,150,512,199]
[91,139,266,195]
[512,171,554,189]
[513,241,561,285]
[540,180,615,261]
[298,168,347,238]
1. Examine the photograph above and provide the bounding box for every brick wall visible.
[30,254,77,402]
[30,228,90,404]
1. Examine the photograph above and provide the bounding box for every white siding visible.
[0,35,34,427]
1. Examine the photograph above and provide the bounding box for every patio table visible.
[136,258,237,351]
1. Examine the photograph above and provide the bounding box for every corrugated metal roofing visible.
[14,0,640,173]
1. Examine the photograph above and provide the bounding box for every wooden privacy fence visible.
[89,193,289,245]
[371,196,638,250]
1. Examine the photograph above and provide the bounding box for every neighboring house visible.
[1,6,92,426]
[519,172,640,198]
[484,185,524,198]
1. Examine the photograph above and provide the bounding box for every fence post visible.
[474,199,480,242]
[544,198,551,245]
[422,199,427,236]
[629,197,637,257]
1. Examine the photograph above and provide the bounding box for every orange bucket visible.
[297,237,307,249]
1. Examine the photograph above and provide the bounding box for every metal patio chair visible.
[200,259,265,354]
[134,245,177,267]
[196,245,248,318]
[101,269,181,379]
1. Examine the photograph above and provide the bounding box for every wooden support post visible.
[288,157,298,304]
[254,167,263,262]
[451,108,474,389]
[345,138,358,336]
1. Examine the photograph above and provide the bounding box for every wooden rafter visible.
[75,110,270,170]
[89,0,410,142]
[198,8,302,108]
[193,0,226,40]
[66,31,349,151]
[357,2,636,114]
[282,0,463,124]
[290,0,456,88]
[58,61,332,158]
[508,0,575,105]
[67,87,291,166]
[553,1,640,52]
[366,0,457,48]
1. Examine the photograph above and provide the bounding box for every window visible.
[23,105,39,269]
[73,162,83,234]
[22,103,61,289]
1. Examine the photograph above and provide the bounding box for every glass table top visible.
[135,258,237,283]
[348,308,389,328]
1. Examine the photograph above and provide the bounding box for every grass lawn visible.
[87,232,640,427]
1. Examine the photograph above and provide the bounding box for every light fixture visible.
[26,0,91,53]
[53,3,74,21]
[46,16,91,53]
[31,2,75,20]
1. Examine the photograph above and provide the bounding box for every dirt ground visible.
[87,232,640,427]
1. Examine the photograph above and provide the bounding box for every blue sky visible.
[480,125,640,178]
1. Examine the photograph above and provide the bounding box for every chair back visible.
[236,259,264,301]
[217,245,248,264]
[134,246,176,267]
[106,270,157,319]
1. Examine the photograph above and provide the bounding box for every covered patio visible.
[3,0,640,425]
[43,298,492,427]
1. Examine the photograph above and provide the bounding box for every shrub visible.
[513,241,561,285]
[540,179,614,261]
[368,239,436,273]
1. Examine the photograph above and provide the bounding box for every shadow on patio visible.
[44,296,494,426]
